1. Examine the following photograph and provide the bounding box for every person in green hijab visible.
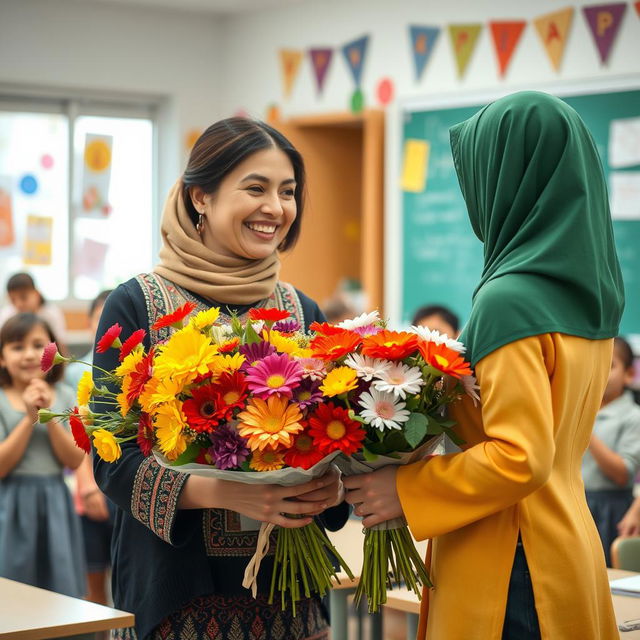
[344,91,624,639]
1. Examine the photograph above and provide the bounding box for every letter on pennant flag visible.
[534,7,574,71]
[279,49,303,98]
[341,35,369,88]
[309,48,333,95]
[447,24,483,78]
[582,3,627,64]
[409,25,440,82]
[489,21,526,77]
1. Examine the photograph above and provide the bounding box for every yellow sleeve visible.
[396,335,555,540]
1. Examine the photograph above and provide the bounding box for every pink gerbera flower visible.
[245,352,303,399]
[40,342,69,371]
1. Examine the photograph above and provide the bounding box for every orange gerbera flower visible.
[308,402,365,456]
[237,395,304,451]
[310,331,362,361]
[250,447,286,471]
[218,337,240,353]
[309,321,347,336]
[152,301,197,330]
[361,330,419,360]
[418,341,473,379]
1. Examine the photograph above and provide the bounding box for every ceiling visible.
[75,0,308,15]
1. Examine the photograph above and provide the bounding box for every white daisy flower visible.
[338,310,380,330]
[409,325,466,353]
[344,353,392,381]
[358,388,410,431]
[373,362,424,399]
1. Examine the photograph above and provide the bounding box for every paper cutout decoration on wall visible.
[583,3,627,64]
[184,129,202,153]
[41,154,54,170]
[23,215,53,266]
[409,25,440,81]
[447,24,483,78]
[19,174,38,195]
[80,134,113,218]
[534,7,574,71]
[342,35,369,88]
[266,104,281,123]
[0,177,15,248]
[74,237,109,281]
[350,88,365,113]
[376,78,394,106]
[309,48,333,95]
[401,139,430,193]
[489,21,526,76]
[609,116,640,168]
[279,49,303,98]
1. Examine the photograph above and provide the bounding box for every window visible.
[0,94,156,302]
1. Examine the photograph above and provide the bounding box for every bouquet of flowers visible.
[39,303,357,613]
[306,311,474,612]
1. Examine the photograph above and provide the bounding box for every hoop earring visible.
[196,213,205,236]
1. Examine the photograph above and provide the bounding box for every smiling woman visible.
[91,117,349,640]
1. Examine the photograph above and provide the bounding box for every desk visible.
[384,569,640,640]
[0,578,134,639]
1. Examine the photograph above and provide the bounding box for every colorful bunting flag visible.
[447,24,483,78]
[409,25,440,81]
[489,21,526,77]
[534,7,574,71]
[583,3,627,64]
[342,35,369,88]
[309,48,333,95]
[279,49,303,98]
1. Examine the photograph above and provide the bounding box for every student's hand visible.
[82,490,110,522]
[617,501,640,537]
[343,466,404,528]
[22,379,52,422]
[295,466,345,509]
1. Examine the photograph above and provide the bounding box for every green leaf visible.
[230,314,243,337]
[244,321,261,345]
[366,430,409,455]
[362,446,379,461]
[169,441,202,466]
[404,412,428,448]
[426,415,445,435]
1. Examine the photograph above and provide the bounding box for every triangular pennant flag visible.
[279,49,303,98]
[308,48,333,95]
[489,21,526,77]
[447,24,483,78]
[582,3,627,64]
[409,25,441,81]
[534,7,574,71]
[342,35,369,88]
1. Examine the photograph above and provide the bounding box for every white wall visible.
[218,0,640,118]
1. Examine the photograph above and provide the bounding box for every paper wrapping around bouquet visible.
[152,448,343,597]
[335,434,445,531]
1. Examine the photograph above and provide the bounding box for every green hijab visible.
[452,91,624,366]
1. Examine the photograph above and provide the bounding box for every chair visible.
[611,536,640,572]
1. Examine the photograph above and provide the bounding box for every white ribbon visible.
[242,522,275,598]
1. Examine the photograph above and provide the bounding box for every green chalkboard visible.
[401,88,640,336]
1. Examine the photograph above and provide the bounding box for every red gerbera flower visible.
[40,342,68,372]
[361,330,420,361]
[137,412,154,457]
[126,348,155,403]
[69,407,91,454]
[308,402,365,456]
[151,301,197,330]
[310,331,362,361]
[218,337,240,353]
[182,383,222,433]
[215,371,249,420]
[119,329,147,362]
[248,308,289,324]
[284,428,325,470]
[418,341,473,379]
[96,323,123,353]
[309,321,346,336]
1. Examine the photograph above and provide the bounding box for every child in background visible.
[0,273,67,346]
[66,290,113,605]
[0,313,85,597]
[582,336,640,565]
[411,304,460,338]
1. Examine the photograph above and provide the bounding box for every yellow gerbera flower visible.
[190,307,220,331]
[250,448,285,471]
[138,375,184,413]
[319,366,359,397]
[115,349,144,378]
[218,353,245,373]
[154,401,188,460]
[116,377,134,417]
[263,330,301,356]
[76,370,94,406]
[154,325,219,386]
[237,395,304,451]
[92,429,122,463]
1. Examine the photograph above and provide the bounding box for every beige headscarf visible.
[154,180,280,305]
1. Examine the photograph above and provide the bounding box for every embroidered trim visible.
[201,509,278,558]
[131,456,188,544]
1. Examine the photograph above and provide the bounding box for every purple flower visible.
[273,319,301,333]
[294,378,323,409]
[239,341,276,371]
[245,352,303,399]
[208,424,250,470]
[352,324,382,337]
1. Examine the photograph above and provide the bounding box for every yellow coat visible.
[396,334,618,639]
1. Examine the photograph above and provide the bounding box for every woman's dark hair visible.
[182,117,306,251]
[411,304,460,333]
[89,289,113,318]
[6,272,45,305]
[614,336,635,370]
[0,313,63,386]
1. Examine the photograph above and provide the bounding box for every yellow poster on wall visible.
[80,133,113,218]
[534,7,574,71]
[23,215,53,265]
[401,139,430,193]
